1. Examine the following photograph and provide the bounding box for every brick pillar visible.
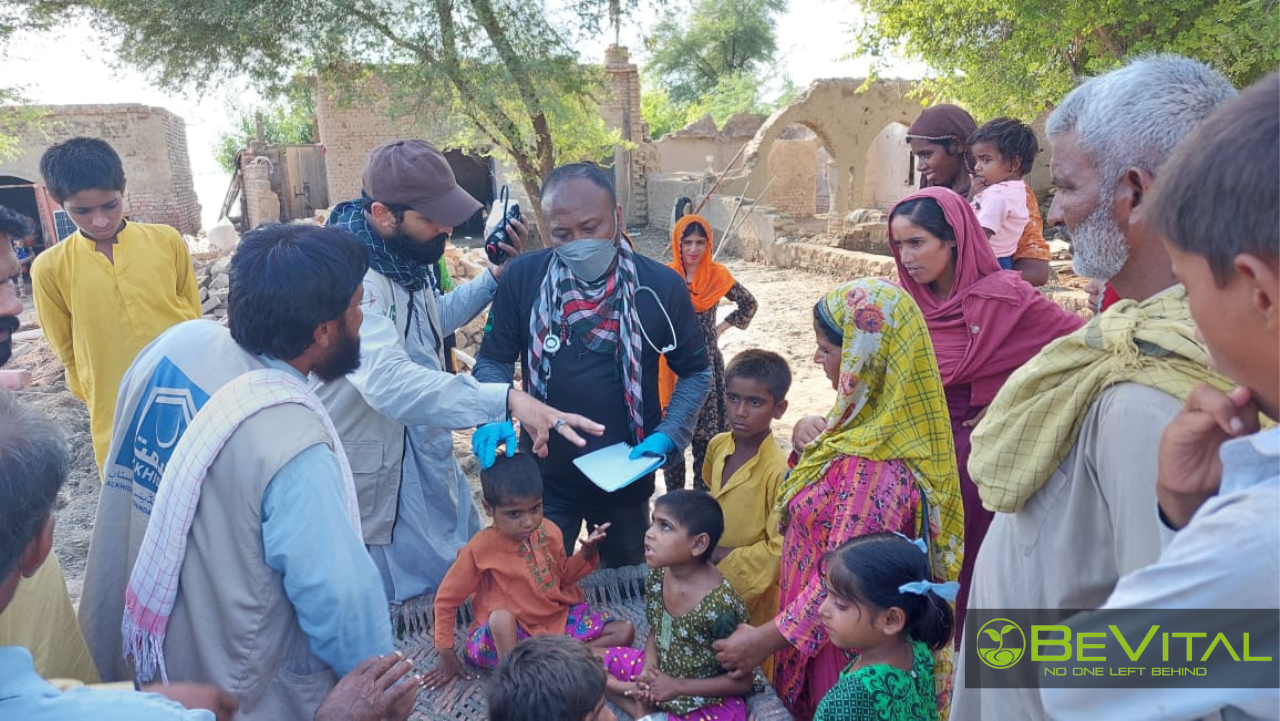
[602,45,648,225]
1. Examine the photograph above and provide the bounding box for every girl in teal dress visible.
[814,533,958,721]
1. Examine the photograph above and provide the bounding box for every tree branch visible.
[468,0,556,178]
[1093,25,1124,60]
[349,7,436,63]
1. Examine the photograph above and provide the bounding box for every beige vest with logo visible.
[161,403,336,720]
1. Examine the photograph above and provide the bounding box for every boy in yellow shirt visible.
[704,349,791,678]
[31,137,201,475]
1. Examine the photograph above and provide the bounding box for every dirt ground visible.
[12,230,847,607]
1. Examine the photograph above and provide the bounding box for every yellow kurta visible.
[31,222,201,473]
[703,431,787,627]
[0,556,100,683]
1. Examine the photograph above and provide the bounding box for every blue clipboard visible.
[572,442,665,492]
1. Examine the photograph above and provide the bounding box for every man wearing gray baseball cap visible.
[319,139,603,603]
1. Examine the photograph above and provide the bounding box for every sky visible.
[4,1,922,231]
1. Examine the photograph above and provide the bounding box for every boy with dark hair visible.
[1042,72,1279,719]
[487,634,615,721]
[425,453,634,688]
[968,117,1040,269]
[31,136,201,474]
[703,349,791,678]
[0,204,34,245]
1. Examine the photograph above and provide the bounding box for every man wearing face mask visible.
[319,140,602,604]
[474,163,712,567]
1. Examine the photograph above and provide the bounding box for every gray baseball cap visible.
[361,139,482,227]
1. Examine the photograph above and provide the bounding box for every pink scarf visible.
[889,187,1085,407]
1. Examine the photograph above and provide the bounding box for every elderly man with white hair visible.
[948,55,1238,721]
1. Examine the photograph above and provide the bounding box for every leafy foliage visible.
[214,92,317,174]
[0,2,55,159]
[640,83,692,141]
[645,0,786,105]
[853,0,1280,118]
[50,0,631,225]
[639,0,789,138]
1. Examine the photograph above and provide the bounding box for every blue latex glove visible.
[629,432,676,461]
[473,421,518,470]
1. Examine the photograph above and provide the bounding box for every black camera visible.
[485,186,522,265]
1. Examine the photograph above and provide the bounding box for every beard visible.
[0,315,17,367]
[1064,202,1130,282]
[386,227,448,266]
[312,322,362,382]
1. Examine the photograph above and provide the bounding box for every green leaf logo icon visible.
[976,618,1026,669]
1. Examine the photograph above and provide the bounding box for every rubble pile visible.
[191,244,496,363]
[193,252,232,321]
[442,246,492,364]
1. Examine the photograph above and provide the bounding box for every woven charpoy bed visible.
[392,564,794,720]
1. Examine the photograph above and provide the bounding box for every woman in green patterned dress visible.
[814,533,958,720]
[603,490,761,720]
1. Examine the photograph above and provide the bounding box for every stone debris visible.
[192,243,497,358]
[442,246,492,364]
[194,252,234,322]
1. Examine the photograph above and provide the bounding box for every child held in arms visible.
[967,118,1039,270]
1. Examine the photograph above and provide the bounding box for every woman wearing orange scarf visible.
[658,215,757,491]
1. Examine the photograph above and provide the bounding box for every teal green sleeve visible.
[813,673,873,720]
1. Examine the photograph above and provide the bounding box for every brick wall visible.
[316,55,649,226]
[767,139,820,217]
[0,104,202,234]
[242,160,280,227]
[313,75,510,206]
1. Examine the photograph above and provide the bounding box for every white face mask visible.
[554,218,620,282]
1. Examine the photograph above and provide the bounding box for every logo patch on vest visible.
[110,358,211,500]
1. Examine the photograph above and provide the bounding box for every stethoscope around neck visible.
[542,284,677,356]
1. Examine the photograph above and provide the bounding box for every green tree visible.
[214,96,317,174]
[854,0,1279,118]
[0,3,53,159]
[687,74,764,127]
[644,0,787,106]
[54,0,627,231]
[640,83,693,140]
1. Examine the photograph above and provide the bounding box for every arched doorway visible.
[861,122,913,210]
[766,123,838,236]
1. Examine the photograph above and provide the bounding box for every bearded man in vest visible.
[79,224,396,720]
[320,139,600,603]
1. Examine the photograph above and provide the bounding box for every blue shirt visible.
[0,646,211,719]
[1043,426,1280,721]
[258,357,394,676]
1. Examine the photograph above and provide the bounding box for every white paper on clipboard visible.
[572,442,665,493]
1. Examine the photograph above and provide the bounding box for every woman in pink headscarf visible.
[887,186,1085,639]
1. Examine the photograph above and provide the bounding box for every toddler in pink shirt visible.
[968,117,1039,269]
